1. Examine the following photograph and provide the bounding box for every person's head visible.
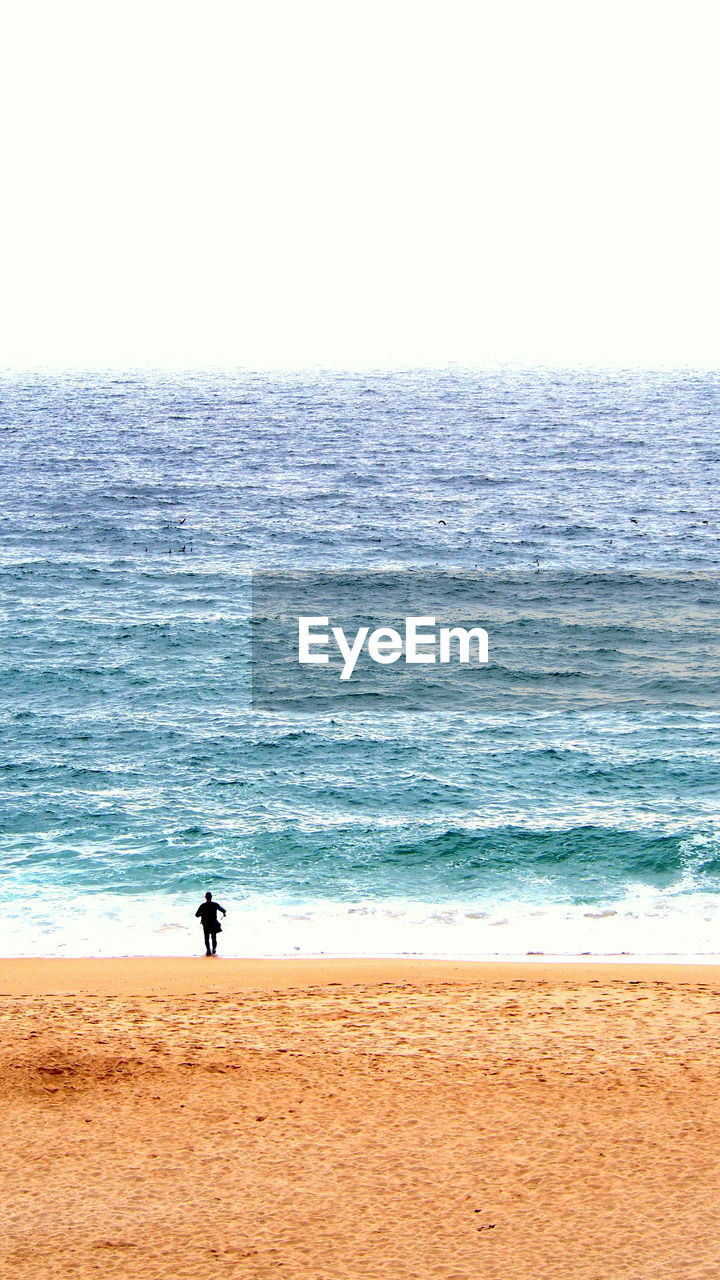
[205,891,212,901]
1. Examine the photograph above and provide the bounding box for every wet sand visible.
[2,958,720,1279]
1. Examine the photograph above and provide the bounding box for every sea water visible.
[1,367,719,958]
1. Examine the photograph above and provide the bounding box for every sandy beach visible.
[2,958,720,1280]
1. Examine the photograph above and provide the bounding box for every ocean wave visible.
[2,884,720,960]
[2,369,720,958]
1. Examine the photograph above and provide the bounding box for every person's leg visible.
[203,923,212,955]
[210,928,218,954]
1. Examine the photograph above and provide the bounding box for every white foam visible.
[3,884,720,960]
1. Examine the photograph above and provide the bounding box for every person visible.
[195,891,227,956]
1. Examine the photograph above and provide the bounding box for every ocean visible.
[1,367,719,958]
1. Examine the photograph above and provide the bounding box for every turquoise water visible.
[1,368,719,956]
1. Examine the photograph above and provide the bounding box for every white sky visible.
[0,0,718,369]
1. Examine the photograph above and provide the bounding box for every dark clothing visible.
[195,900,226,954]
[195,900,226,927]
[200,920,217,952]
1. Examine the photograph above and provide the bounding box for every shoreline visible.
[2,954,720,995]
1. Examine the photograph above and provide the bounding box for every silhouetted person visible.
[195,891,227,956]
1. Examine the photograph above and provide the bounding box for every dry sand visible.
[2,957,720,1280]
